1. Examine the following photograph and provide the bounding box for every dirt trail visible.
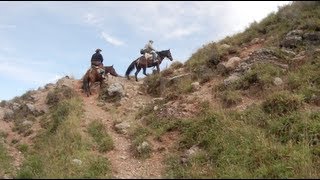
[75,76,166,179]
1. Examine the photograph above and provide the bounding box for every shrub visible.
[262,91,303,116]
[140,73,167,97]
[87,120,114,152]
[46,86,76,107]
[170,61,184,70]
[218,90,242,108]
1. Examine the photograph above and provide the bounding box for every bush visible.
[268,112,320,145]
[46,86,76,107]
[185,42,224,71]
[218,90,242,108]
[170,61,184,70]
[130,126,152,158]
[87,120,114,152]
[140,73,167,97]
[161,68,174,77]
[262,91,303,116]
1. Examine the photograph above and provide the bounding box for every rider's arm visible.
[101,54,104,62]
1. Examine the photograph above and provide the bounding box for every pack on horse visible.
[82,65,119,97]
[125,49,173,81]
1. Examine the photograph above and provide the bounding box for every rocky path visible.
[77,76,166,178]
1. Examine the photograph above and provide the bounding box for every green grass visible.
[262,91,303,116]
[16,97,112,178]
[130,125,152,159]
[164,109,320,178]
[0,142,14,178]
[87,119,114,153]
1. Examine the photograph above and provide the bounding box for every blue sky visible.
[0,1,291,101]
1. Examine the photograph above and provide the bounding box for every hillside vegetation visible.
[0,1,319,178]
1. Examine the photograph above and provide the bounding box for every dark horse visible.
[82,65,119,97]
[125,49,173,81]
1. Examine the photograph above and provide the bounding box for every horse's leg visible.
[135,67,141,81]
[143,67,148,76]
[84,76,90,97]
[88,81,92,96]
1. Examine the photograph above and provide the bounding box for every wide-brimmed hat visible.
[95,48,102,52]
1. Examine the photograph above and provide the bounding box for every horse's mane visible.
[156,49,169,57]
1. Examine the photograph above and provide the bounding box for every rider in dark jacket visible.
[91,48,105,79]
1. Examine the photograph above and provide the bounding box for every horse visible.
[82,65,119,97]
[125,49,173,81]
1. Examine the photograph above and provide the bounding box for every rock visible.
[114,121,131,134]
[152,98,164,103]
[281,49,296,56]
[26,103,36,113]
[224,73,241,86]
[217,57,242,73]
[191,82,200,90]
[185,145,200,158]
[22,120,33,127]
[72,159,82,165]
[225,57,242,70]
[56,76,75,89]
[303,32,320,42]
[250,38,260,45]
[12,103,20,111]
[153,105,159,111]
[281,30,303,48]
[137,141,150,153]
[234,62,251,74]
[107,83,125,97]
[274,77,283,86]
[220,44,231,50]
[286,30,304,37]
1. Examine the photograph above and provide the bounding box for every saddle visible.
[89,64,104,74]
[144,53,153,61]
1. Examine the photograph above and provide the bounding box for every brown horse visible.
[82,65,119,97]
[125,49,173,81]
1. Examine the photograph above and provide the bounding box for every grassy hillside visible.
[16,87,113,178]
[138,1,320,178]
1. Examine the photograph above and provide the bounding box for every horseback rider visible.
[142,40,157,63]
[91,48,106,79]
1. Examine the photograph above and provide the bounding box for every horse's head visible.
[104,65,119,77]
[157,49,173,61]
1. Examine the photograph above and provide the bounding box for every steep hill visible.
[0,1,319,178]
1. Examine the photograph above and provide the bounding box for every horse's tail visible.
[82,73,90,97]
[125,60,137,77]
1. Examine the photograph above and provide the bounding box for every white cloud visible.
[101,32,125,46]
[165,26,201,39]
[83,13,104,28]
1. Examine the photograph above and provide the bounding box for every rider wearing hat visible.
[143,40,157,63]
[91,48,106,79]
